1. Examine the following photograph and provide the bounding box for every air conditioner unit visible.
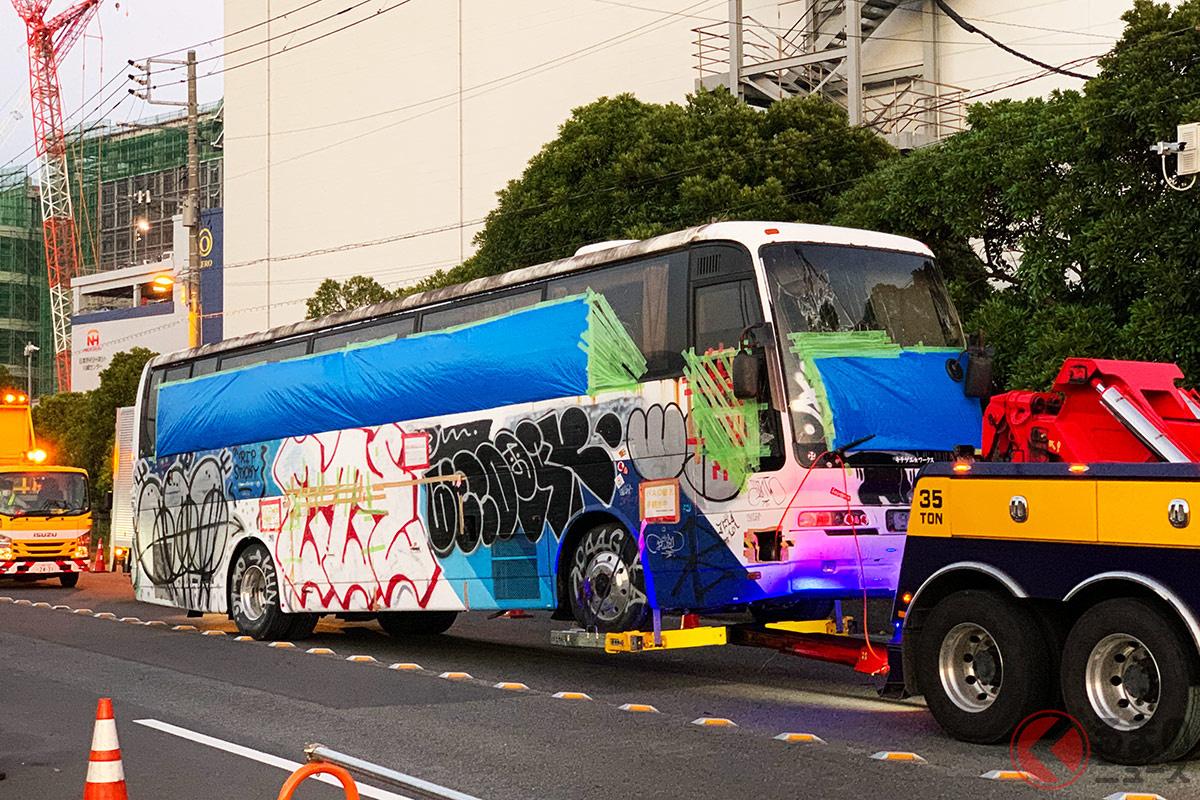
[1178,122,1199,176]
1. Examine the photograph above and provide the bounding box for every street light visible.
[23,342,38,399]
[134,218,150,265]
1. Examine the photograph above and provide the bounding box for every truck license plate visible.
[27,562,58,574]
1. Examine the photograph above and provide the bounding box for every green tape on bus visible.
[682,348,768,490]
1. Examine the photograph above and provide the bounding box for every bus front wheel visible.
[229,543,302,641]
[59,572,80,588]
[568,523,650,633]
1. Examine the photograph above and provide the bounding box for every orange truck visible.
[0,392,91,587]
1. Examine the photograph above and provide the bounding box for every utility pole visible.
[128,50,201,348]
[23,343,38,400]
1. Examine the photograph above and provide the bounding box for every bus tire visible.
[1060,598,1200,765]
[917,590,1052,744]
[568,523,650,633]
[59,572,80,588]
[228,543,293,641]
[377,611,458,636]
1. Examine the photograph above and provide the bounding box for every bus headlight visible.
[0,534,10,560]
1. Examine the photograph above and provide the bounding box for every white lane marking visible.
[134,719,412,800]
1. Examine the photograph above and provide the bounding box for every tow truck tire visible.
[1060,598,1200,765]
[58,572,79,588]
[568,523,650,633]
[917,590,1052,744]
[377,611,459,636]
[229,543,295,641]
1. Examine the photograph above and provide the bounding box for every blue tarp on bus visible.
[155,298,593,457]
[813,350,983,452]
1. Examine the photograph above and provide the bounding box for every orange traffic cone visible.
[83,698,128,800]
[93,543,106,573]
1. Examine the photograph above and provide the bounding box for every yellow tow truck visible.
[0,392,91,588]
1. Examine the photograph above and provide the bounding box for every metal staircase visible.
[694,0,965,148]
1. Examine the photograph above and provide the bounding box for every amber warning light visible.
[2,393,27,404]
[26,449,46,463]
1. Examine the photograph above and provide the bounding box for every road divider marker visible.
[268,641,295,648]
[869,752,925,763]
[0,596,11,601]
[94,612,115,618]
[234,635,253,641]
[52,604,71,610]
[118,617,142,623]
[73,608,92,614]
[691,717,736,727]
[144,621,167,627]
[201,630,225,636]
[619,703,660,713]
[389,662,422,670]
[133,719,408,800]
[346,655,376,662]
[981,770,1030,781]
[14,599,30,605]
[172,625,197,631]
[32,601,50,607]
[1103,793,1169,800]
[553,692,593,701]
[494,682,529,691]
[306,647,335,655]
[439,671,472,680]
[774,733,825,743]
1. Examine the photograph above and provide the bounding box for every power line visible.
[934,0,1093,80]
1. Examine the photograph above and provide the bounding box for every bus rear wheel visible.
[377,611,458,637]
[59,572,80,588]
[229,543,304,641]
[568,523,649,633]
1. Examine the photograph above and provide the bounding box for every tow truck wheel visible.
[568,523,650,633]
[1060,598,1200,764]
[229,543,296,641]
[58,572,79,588]
[917,590,1052,744]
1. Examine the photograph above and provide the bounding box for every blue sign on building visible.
[199,207,224,345]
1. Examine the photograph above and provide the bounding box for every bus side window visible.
[138,367,164,459]
[219,339,311,371]
[312,315,415,352]
[419,289,543,332]
[693,280,762,354]
[163,364,191,383]
[547,252,686,380]
[192,357,218,377]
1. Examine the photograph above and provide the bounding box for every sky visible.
[1,0,224,174]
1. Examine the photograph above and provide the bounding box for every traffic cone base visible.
[84,698,128,800]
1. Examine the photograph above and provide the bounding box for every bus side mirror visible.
[964,347,995,398]
[732,352,762,399]
[103,491,113,512]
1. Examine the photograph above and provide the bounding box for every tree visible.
[31,347,157,497]
[834,0,1200,389]
[306,276,396,319]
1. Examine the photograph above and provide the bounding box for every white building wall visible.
[222,0,1130,339]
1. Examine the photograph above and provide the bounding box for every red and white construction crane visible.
[11,0,101,392]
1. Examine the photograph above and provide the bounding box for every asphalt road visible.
[2,573,1198,800]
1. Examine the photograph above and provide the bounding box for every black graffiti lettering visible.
[425,408,621,557]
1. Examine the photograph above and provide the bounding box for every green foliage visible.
[0,365,18,392]
[306,276,396,319]
[834,0,1200,388]
[396,89,894,296]
[31,347,157,499]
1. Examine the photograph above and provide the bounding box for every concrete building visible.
[221,0,1129,339]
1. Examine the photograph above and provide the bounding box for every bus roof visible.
[149,221,933,369]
